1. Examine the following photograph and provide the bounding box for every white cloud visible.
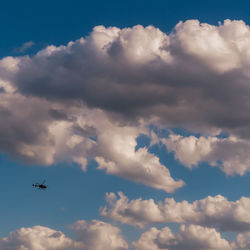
[93,115,184,192]
[101,192,250,232]
[162,134,216,168]
[71,220,128,250]
[172,20,245,73]
[2,221,250,250]
[162,134,250,175]
[0,225,77,250]
[233,231,250,249]
[0,221,129,250]
[75,110,184,192]
[133,224,232,250]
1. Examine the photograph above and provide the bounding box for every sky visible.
[1,0,250,249]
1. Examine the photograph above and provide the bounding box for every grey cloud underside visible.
[17,56,176,119]
[14,20,250,136]
[18,55,249,132]
[0,96,53,163]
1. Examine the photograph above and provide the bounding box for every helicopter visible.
[32,180,47,190]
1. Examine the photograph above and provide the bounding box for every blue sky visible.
[1,1,250,249]
[1,0,250,57]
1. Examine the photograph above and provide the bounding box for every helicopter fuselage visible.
[32,183,47,189]
[38,184,47,189]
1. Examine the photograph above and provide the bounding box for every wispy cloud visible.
[14,41,35,53]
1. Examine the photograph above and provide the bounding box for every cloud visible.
[71,220,128,250]
[92,112,184,192]
[11,20,250,137]
[161,133,250,175]
[74,110,184,192]
[133,224,232,250]
[0,58,183,192]
[233,231,250,249]
[0,225,77,250]
[1,19,250,184]
[0,74,87,166]
[0,220,128,250]
[101,192,250,232]
[2,221,250,250]
[14,41,35,53]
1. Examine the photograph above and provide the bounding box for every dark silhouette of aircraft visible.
[32,180,47,190]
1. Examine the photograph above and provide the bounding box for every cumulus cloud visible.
[0,62,183,192]
[2,19,250,183]
[71,220,128,250]
[0,75,89,166]
[161,134,250,175]
[0,225,77,250]
[233,231,250,249]
[11,20,250,136]
[133,224,232,250]
[101,192,250,232]
[92,112,184,192]
[75,110,184,192]
[2,221,250,250]
[0,220,128,250]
